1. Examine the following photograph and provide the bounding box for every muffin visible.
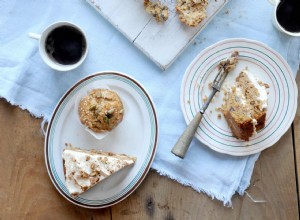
[79,89,124,133]
[144,0,169,22]
[176,0,208,27]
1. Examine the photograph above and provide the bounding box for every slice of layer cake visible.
[221,68,269,141]
[62,147,136,197]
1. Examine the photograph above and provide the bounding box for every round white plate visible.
[181,38,298,156]
[45,71,158,208]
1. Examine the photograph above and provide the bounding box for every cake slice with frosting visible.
[222,67,269,141]
[62,147,136,197]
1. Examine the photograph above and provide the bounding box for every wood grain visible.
[86,0,228,69]
[294,69,300,203]
[110,131,298,220]
[0,92,298,219]
[244,129,298,220]
[0,99,111,219]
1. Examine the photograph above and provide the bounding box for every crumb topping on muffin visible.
[176,0,208,27]
[144,0,169,22]
[79,89,124,132]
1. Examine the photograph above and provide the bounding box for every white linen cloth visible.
[0,0,299,206]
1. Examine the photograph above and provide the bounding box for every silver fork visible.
[171,64,229,159]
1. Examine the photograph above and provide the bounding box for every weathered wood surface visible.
[0,99,300,219]
[294,69,300,205]
[0,100,111,219]
[86,0,228,69]
[0,96,298,219]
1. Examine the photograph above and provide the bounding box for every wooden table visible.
[1,72,299,219]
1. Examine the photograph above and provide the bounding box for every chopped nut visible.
[90,163,95,170]
[86,156,90,161]
[100,156,108,164]
[89,104,97,111]
[107,108,115,115]
[106,108,115,119]
[80,171,89,178]
[90,177,99,184]
[104,157,108,163]
[81,185,89,191]
[103,115,109,124]
[91,171,97,177]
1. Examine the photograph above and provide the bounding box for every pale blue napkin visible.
[0,0,299,206]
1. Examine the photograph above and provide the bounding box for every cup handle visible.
[268,0,279,5]
[28,33,41,40]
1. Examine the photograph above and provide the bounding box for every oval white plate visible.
[181,38,298,156]
[45,71,158,208]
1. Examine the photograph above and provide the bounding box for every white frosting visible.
[62,148,136,196]
[235,87,246,105]
[243,69,268,110]
[252,119,258,135]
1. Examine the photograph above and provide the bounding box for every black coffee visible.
[45,26,86,65]
[276,0,300,33]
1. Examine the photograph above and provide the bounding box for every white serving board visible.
[86,0,228,70]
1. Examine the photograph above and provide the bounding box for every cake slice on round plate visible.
[221,67,269,141]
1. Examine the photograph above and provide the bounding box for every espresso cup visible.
[29,21,88,71]
[271,0,300,37]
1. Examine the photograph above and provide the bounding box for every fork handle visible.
[171,112,203,159]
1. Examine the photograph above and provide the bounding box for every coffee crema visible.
[45,26,87,65]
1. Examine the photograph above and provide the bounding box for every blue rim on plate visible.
[44,71,158,208]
